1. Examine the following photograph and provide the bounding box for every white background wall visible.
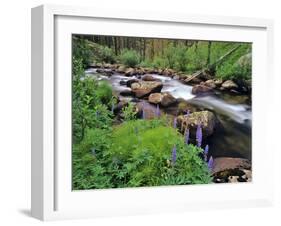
[0,0,280,225]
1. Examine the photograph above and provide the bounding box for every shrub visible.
[120,49,140,67]
[151,57,167,69]
[99,46,116,64]
[174,45,189,71]
[95,81,113,105]
[163,43,177,69]
[108,119,212,187]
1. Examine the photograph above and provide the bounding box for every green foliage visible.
[72,118,212,190]
[119,49,140,67]
[72,57,113,142]
[108,119,212,187]
[73,37,94,68]
[215,46,252,80]
[151,57,167,69]
[98,46,116,64]
[95,81,113,105]
[72,128,113,189]
[122,102,137,121]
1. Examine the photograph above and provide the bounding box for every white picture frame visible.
[31,4,274,221]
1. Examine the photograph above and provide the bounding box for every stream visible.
[85,68,252,161]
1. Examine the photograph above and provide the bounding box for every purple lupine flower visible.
[155,104,161,118]
[173,117,177,129]
[142,109,146,119]
[185,128,190,145]
[171,145,177,166]
[142,103,146,119]
[208,156,214,170]
[96,111,99,118]
[196,123,202,147]
[204,145,209,162]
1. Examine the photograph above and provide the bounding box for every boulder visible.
[214,79,223,86]
[124,68,135,76]
[135,68,146,75]
[191,84,213,95]
[177,111,216,137]
[221,80,238,90]
[131,81,163,98]
[116,65,126,73]
[204,79,216,88]
[177,100,198,114]
[184,76,202,85]
[126,79,139,87]
[135,102,159,120]
[119,80,127,86]
[148,93,163,104]
[161,92,177,107]
[119,89,133,96]
[198,70,213,81]
[173,75,180,80]
[96,69,113,77]
[142,74,159,81]
[212,157,252,183]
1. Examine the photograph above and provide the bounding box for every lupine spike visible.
[185,128,190,145]
[173,117,177,129]
[208,156,214,170]
[156,104,160,118]
[196,123,202,147]
[204,145,209,162]
[171,145,177,166]
[142,103,146,119]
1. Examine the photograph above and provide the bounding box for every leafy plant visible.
[122,102,137,121]
[72,37,94,68]
[119,49,140,67]
[99,46,116,64]
[107,119,212,187]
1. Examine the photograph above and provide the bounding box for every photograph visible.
[72,34,252,190]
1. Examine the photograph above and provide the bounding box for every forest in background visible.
[73,34,252,81]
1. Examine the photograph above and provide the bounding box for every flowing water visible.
[85,68,252,161]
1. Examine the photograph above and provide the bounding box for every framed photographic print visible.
[31,4,274,221]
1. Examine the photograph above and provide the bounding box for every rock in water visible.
[124,68,135,76]
[126,79,139,87]
[161,93,177,107]
[221,80,238,90]
[177,111,216,137]
[211,157,252,183]
[142,75,160,82]
[131,81,163,98]
[119,89,133,96]
[204,79,216,88]
[148,93,163,104]
[135,102,159,120]
[191,84,213,95]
